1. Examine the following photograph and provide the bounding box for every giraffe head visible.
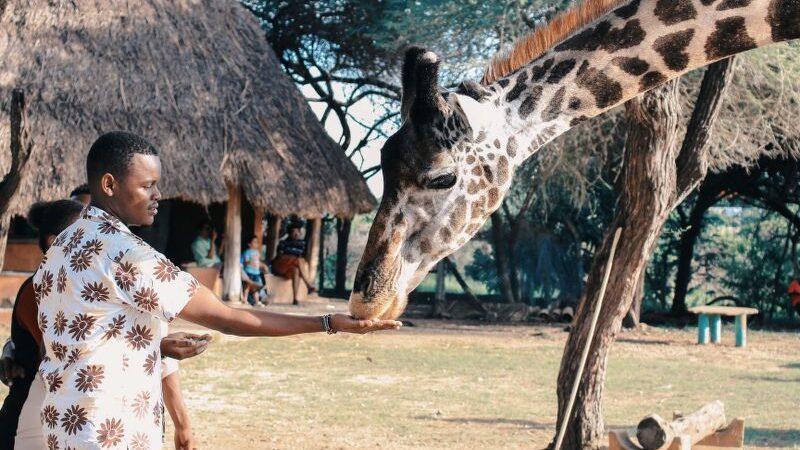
[348,47,514,320]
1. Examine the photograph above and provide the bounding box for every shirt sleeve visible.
[109,241,199,322]
[161,357,179,379]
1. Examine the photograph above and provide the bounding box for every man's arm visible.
[162,371,195,450]
[178,285,400,336]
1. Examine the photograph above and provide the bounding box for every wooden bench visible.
[688,306,759,348]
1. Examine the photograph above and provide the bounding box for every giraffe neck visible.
[479,0,798,169]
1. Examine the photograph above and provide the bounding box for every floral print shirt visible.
[33,206,198,449]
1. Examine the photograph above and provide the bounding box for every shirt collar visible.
[80,205,133,234]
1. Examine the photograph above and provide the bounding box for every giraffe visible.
[348,0,800,320]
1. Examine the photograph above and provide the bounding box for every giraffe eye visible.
[426,173,457,190]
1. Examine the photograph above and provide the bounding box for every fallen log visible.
[637,401,726,450]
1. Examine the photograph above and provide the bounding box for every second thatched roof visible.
[0,0,376,218]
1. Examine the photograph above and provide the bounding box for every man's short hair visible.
[69,183,90,197]
[86,131,158,185]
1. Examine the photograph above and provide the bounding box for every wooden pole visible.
[253,206,264,251]
[265,214,281,261]
[305,218,322,285]
[335,217,351,296]
[319,218,327,290]
[222,183,242,303]
[432,261,446,317]
[554,228,623,450]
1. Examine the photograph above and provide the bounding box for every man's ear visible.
[100,173,116,197]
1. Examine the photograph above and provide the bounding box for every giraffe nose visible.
[353,270,377,301]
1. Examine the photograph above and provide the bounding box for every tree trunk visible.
[623,268,647,329]
[490,212,516,303]
[0,89,34,271]
[671,197,711,314]
[265,214,282,262]
[335,217,351,296]
[222,184,242,303]
[553,58,735,449]
[305,217,322,286]
[554,80,683,449]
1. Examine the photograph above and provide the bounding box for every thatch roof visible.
[0,0,375,218]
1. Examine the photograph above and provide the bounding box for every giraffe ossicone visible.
[348,0,800,320]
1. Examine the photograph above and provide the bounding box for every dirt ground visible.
[1,298,798,449]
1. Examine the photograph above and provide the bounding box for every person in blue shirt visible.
[242,236,269,306]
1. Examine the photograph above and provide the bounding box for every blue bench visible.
[689,306,759,348]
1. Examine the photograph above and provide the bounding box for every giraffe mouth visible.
[348,259,419,320]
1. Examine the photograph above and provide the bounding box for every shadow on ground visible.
[746,428,800,448]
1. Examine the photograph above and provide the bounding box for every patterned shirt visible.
[33,206,198,450]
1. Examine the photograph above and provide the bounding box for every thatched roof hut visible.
[0,0,375,218]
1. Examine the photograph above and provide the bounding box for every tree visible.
[555,57,738,448]
[0,89,34,270]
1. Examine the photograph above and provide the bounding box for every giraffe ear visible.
[400,47,426,123]
[402,48,448,127]
[453,93,493,141]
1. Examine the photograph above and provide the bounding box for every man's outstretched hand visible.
[330,314,402,334]
[160,332,212,360]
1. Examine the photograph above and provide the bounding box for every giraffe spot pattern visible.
[497,156,510,186]
[575,61,623,109]
[475,131,487,143]
[542,86,566,122]
[483,165,494,183]
[716,0,751,10]
[493,139,501,148]
[546,59,577,84]
[704,16,757,60]
[767,0,800,42]
[612,56,649,75]
[654,0,697,25]
[554,20,645,54]
[570,116,589,127]
[518,86,544,119]
[640,71,667,91]
[506,137,517,158]
[700,0,716,5]
[602,19,647,53]
[505,71,529,102]
[497,78,510,88]
[531,58,555,81]
[568,97,582,109]
[653,29,695,71]
[613,0,640,18]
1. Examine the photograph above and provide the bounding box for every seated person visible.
[192,222,222,269]
[242,236,269,307]
[789,278,800,316]
[272,222,316,305]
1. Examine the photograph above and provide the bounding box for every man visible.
[191,222,222,269]
[34,131,400,449]
[789,278,800,316]
[272,221,316,305]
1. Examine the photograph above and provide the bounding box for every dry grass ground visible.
[2,299,798,449]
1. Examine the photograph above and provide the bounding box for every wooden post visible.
[318,218,327,291]
[222,183,242,303]
[735,315,747,347]
[253,206,264,251]
[431,261,446,317]
[698,314,710,345]
[305,218,322,285]
[710,314,722,344]
[335,217,351,296]
[265,214,281,261]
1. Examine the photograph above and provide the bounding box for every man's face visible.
[110,154,162,226]
[289,227,302,240]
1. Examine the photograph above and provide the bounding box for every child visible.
[242,236,269,306]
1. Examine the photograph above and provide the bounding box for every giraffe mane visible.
[480,0,624,85]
